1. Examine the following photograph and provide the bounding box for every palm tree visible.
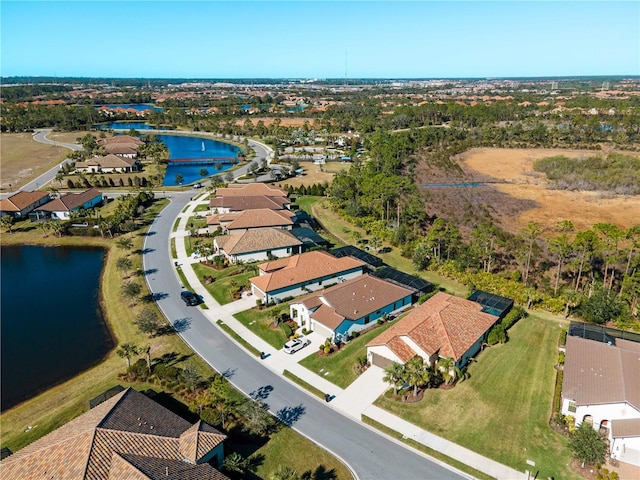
[437,357,462,385]
[405,357,430,397]
[0,215,14,234]
[269,465,299,480]
[383,362,406,395]
[116,342,139,368]
[223,452,247,476]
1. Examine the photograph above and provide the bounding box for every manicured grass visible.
[172,217,180,232]
[192,263,255,305]
[186,216,207,229]
[194,203,210,212]
[215,320,262,357]
[300,321,396,389]
[282,370,326,400]
[170,238,177,259]
[374,314,579,480]
[229,425,353,480]
[233,305,291,349]
[361,415,495,480]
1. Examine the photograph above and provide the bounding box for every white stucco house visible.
[561,335,640,466]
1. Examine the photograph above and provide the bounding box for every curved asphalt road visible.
[142,193,468,480]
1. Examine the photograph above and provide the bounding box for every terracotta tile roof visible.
[250,251,364,293]
[215,228,301,255]
[0,388,227,480]
[0,190,49,212]
[611,418,640,439]
[37,187,102,212]
[367,292,499,363]
[299,275,412,331]
[209,195,290,211]
[562,336,640,410]
[388,336,417,363]
[226,209,294,230]
[215,183,287,198]
[77,155,138,169]
[100,135,143,145]
[104,144,139,155]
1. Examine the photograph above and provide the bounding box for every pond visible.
[98,121,174,130]
[157,134,243,186]
[0,245,113,411]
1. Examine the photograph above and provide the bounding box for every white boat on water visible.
[201,141,205,152]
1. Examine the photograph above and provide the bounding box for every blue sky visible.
[1,1,638,78]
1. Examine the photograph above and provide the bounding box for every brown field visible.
[0,133,69,191]
[458,147,640,232]
[271,161,347,189]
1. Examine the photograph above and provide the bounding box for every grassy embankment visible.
[301,195,576,479]
[0,201,354,479]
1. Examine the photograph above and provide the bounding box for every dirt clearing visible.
[0,133,68,191]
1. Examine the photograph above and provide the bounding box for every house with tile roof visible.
[0,387,228,480]
[290,274,413,341]
[214,183,287,198]
[366,292,500,370]
[249,250,365,304]
[31,187,103,220]
[0,190,50,219]
[561,335,640,466]
[76,154,142,174]
[209,195,291,214]
[206,209,295,234]
[213,228,302,264]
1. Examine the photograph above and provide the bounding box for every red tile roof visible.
[250,251,364,293]
[209,195,290,212]
[37,188,102,212]
[367,292,498,363]
[0,191,49,212]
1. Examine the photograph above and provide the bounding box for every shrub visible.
[281,296,294,302]
[560,328,568,346]
[127,358,149,381]
[377,318,385,325]
[255,299,263,308]
[502,306,527,330]
[558,351,565,365]
[418,290,438,304]
[281,323,293,338]
[323,346,331,354]
[486,324,507,345]
[67,179,75,189]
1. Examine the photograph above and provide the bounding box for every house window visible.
[286,247,291,253]
[568,401,577,413]
[364,315,370,324]
[291,308,298,318]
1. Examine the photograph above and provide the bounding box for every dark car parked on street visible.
[181,291,200,306]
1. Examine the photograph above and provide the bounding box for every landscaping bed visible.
[192,263,254,305]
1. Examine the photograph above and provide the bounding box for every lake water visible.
[157,134,243,186]
[99,121,173,130]
[0,245,113,411]
[102,104,163,112]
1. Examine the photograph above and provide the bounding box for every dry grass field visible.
[0,133,69,191]
[272,161,348,189]
[458,147,640,233]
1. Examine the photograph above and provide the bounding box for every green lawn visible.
[300,321,396,389]
[374,314,578,480]
[233,305,292,349]
[192,263,255,305]
[228,425,352,480]
[194,203,210,212]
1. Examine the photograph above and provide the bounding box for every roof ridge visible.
[82,429,98,479]
[96,387,133,429]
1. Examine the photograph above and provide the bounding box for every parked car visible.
[180,291,200,306]
[283,337,310,354]
[193,183,203,189]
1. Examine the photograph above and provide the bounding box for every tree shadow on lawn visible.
[302,465,338,480]
[154,352,193,367]
[141,291,168,303]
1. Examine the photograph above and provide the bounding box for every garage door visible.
[311,321,334,341]
[371,352,395,370]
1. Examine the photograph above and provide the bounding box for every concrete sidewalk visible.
[173,195,527,480]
